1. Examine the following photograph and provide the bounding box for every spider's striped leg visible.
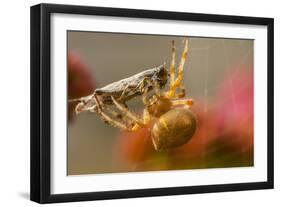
[139,78,164,126]
[167,38,189,98]
[147,78,162,97]
[175,85,186,98]
[169,40,176,90]
[171,98,194,107]
[141,86,150,106]
[141,86,152,125]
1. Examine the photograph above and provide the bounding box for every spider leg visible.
[141,85,150,105]
[142,108,152,125]
[140,86,152,124]
[174,85,186,98]
[169,40,176,90]
[167,38,189,98]
[140,77,168,124]
[171,98,194,107]
[152,79,161,97]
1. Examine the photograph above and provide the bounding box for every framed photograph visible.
[30,3,274,203]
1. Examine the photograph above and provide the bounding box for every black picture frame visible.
[30,3,274,204]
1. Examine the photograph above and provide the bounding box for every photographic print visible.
[31,4,273,203]
[67,32,254,175]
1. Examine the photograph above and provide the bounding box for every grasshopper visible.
[70,38,190,132]
[70,64,168,114]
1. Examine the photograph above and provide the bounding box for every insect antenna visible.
[68,97,83,102]
[68,94,93,103]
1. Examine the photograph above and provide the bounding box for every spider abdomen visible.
[151,107,197,151]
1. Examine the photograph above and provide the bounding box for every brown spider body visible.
[151,106,197,151]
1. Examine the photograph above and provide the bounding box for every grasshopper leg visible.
[93,94,133,131]
[111,96,144,127]
[118,84,131,102]
[96,109,131,131]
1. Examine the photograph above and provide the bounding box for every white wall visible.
[0,0,279,206]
